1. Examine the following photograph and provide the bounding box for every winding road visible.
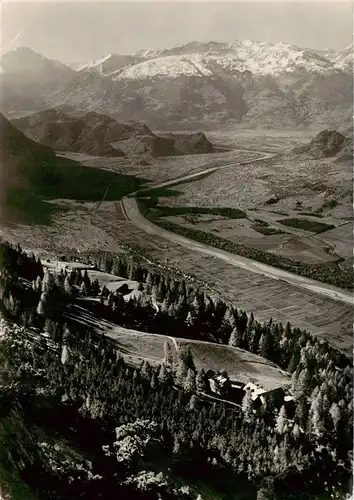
[121,153,352,306]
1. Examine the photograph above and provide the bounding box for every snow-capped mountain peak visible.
[111,39,339,81]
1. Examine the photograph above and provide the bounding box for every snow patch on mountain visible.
[116,54,214,80]
[77,53,114,71]
[332,43,353,71]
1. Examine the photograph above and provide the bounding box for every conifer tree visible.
[229,327,242,348]
[74,270,83,287]
[275,405,288,434]
[145,271,153,293]
[188,394,199,411]
[242,391,253,414]
[156,280,166,303]
[309,393,325,437]
[80,281,88,297]
[42,270,54,293]
[37,291,49,316]
[184,369,196,393]
[329,402,341,431]
[292,423,301,440]
[287,349,301,373]
[294,396,308,429]
[196,369,208,393]
[177,280,186,299]
[175,358,188,387]
[91,279,100,296]
[61,343,69,365]
[83,270,91,292]
[292,368,310,400]
[259,332,271,359]
[141,360,152,380]
[186,311,194,328]
[158,363,169,384]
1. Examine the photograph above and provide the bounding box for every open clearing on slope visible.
[68,304,290,391]
[43,260,141,299]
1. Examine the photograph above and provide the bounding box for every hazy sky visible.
[1,1,352,63]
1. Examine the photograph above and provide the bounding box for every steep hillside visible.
[12,110,128,157]
[0,113,56,221]
[0,114,146,224]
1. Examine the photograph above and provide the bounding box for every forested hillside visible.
[0,242,352,499]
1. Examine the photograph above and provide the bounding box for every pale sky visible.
[1,1,352,63]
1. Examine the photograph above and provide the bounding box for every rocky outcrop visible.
[292,130,352,161]
[163,132,214,155]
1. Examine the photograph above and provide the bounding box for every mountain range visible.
[0,41,352,129]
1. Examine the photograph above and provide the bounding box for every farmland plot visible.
[162,214,340,265]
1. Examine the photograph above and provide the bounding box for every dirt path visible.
[168,336,179,353]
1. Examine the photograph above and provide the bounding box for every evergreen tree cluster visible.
[2,322,351,499]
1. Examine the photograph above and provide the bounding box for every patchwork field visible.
[153,150,352,271]
[162,214,341,265]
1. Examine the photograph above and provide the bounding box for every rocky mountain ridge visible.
[78,40,351,78]
[0,41,352,129]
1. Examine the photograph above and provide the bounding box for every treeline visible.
[138,198,246,220]
[137,198,353,289]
